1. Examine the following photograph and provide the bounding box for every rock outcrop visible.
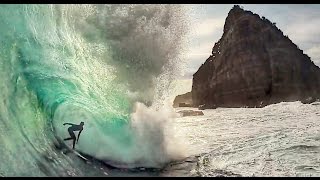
[177,110,204,117]
[173,92,192,107]
[192,5,320,108]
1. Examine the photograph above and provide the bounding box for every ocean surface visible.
[83,101,320,177]
[1,4,319,177]
[167,101,320,177]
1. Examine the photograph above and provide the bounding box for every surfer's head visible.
[80,122,84,126]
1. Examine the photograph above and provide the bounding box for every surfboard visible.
[56,137,88,161]
[71,149,88,161]
[63,144,89,161]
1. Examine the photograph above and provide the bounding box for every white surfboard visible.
[59,138,88,161]
[71,149,88,161]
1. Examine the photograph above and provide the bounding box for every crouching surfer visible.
[63,122,84,149]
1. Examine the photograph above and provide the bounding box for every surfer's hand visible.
[63,123,66,126]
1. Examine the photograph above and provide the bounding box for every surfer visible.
[63,122,84,149]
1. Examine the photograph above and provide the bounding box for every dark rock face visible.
[301,97,317,104]
[192,5,320,108]
[173,92,192,107]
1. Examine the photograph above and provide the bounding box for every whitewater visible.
[0,4,189,176]
[1,4,319,177]
[168,101,320,177]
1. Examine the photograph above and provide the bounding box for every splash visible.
[0,4,189,176]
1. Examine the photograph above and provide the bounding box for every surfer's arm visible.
[63,122,76,126]
[77,130,82,143]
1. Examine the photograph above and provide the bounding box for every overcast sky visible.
[180,4,320,82]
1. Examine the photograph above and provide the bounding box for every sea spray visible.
[128,102,188,167]
[87,4,189,105]
[0,4,190,175]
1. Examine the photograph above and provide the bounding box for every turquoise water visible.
[0,4,188,176]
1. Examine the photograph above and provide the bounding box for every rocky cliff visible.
[192,5,320,108]
[173,92,192,107]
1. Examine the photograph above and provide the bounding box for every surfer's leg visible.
[72,139,76,149]
[65,129,76,144]
[64,128,74,141]
[69,130,76,149]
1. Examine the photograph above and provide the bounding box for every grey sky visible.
[181,4,320,81]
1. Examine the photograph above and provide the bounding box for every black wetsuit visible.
[63,123,83,149]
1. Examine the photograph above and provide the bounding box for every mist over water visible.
[79,4,189,104]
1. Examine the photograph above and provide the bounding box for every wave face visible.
[0,4,188,176]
